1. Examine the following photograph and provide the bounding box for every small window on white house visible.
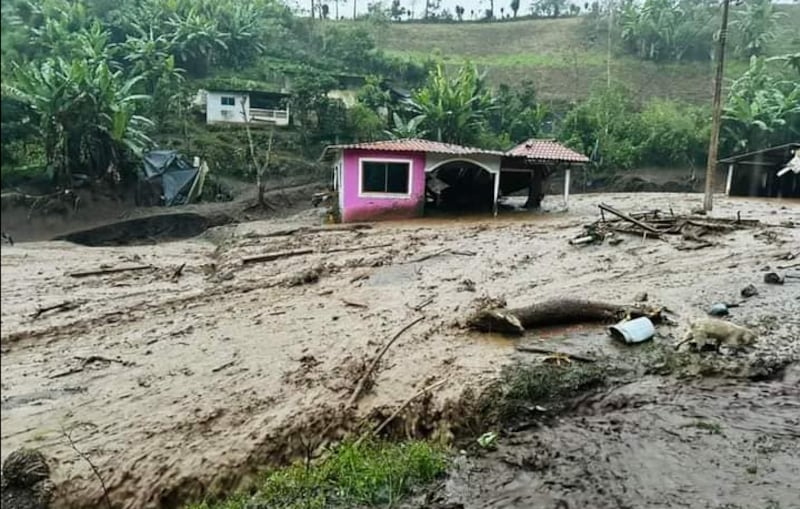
[361,161,410,195]
[220,96,235,106]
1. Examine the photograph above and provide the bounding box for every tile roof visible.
[507,139,590,163]
[322,138,506,159]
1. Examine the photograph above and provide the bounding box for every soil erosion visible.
[1,193,798,509]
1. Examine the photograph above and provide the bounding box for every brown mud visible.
[1,193,799,509]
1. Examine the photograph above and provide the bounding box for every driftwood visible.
[31,300,83,319]
[68,265,151,278]
[348,316,424,407]
[342,298,369,308]
[171,263,186,281]
[467,298,665,335]
[324,242,393,254]
[409,248,477,263]
[261,224,372,237]
[515,345,597,363]
[242,248,313,265]
[599,203,661,235]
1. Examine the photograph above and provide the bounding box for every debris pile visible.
[571,203,760,249]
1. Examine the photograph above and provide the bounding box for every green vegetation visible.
[187,439,447,509]
[480,362,609,425]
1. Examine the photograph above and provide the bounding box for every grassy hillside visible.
[377,5,800,104]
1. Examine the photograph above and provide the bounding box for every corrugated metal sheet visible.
[507,139,590,163]
[322,138,506,159]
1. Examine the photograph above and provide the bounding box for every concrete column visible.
[564,168,571,206]
[725,164,734,195]
[493,171,501,216]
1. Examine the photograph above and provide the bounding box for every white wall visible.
[206,91,249,124]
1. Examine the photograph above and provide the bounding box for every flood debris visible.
[242,248,313,265]
[1,448,53,509]
[30,300,84,319]
[740,284,759,298]
[608,316,655,344]
[708,302,729,317]
[467,298,666,335]
[348,316,424,408]
[571,204,760,248]
[515,345,597,363]
[68,264,152,278]
[763,272,785,285]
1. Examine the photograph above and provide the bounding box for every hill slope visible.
[377,7,800,103]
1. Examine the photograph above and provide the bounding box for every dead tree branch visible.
[348,316,424,407]
[61,424,112,509]
[68,265,151,278]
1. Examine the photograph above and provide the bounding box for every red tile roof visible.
[507,139,590,163]
[322,138,506,158]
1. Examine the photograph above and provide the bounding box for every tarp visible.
[139,150,203,206]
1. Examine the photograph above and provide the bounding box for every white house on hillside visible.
[200,89,291,127]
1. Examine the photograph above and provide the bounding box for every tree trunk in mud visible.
[525,169,543,209]
[467,299,664,335]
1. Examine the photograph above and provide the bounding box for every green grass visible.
[187,439,447,509]
[376,11,800,103]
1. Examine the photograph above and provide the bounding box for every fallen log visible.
[68,265,152,278]
[323,242,393,254]
[241,248,313,265]
[599,203,661,235]
[467,298,665,335]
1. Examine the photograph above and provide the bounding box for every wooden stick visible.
[31,300,82,319]
[171,263,186,281]
[357,378,450,445]
[599,203,661,234]
[68,265,151,278]
[515,345,597,363]
[262,224,372,237]
[342,298,369,308]
[324,242,393,254]
[241,248,313,265]
[348,316,424,408]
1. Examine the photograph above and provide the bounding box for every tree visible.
[731,0,785,58]
[455,5,465,20]
[510,0,520,18]
[487,0,495,19]
[322,4,330,18]
[390,0,406,20]
[385,112,427,138]
[722,56,800,154]
[412,63,493,145]
[4,58,153,186]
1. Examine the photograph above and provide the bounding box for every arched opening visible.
[425,160,496,214]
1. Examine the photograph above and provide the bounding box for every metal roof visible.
[507,139,590,163]
[321,138,506,160]
[718,142,800,164]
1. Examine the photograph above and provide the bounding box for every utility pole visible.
[704,0,731,212]
[607,0,613,87]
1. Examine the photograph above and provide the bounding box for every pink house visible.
[321,138,588,223]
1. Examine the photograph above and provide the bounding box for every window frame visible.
[357,157,414,199]
[220,96,236,107]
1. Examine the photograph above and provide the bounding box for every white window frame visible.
[358,157,414,199]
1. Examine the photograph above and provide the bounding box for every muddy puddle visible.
[419,366,800,509]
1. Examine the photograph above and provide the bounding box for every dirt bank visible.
[1,193,798,508]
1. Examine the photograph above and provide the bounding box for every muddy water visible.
[1,193,798,509]
[425,366,800,509]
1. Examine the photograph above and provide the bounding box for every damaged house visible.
[321,138,588,223]
[721,142,800,198]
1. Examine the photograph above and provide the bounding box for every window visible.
[361,161,410,195]
[220,96,235,106]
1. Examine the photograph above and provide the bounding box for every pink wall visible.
[341,149,426,222]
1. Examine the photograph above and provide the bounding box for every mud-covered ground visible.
[1,193,798,509]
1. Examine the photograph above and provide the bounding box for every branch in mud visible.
[467,298,667,335]
[61,424,112,509]
[31,300,84,319]
[348,316,424,408]
[68,265,152,278]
